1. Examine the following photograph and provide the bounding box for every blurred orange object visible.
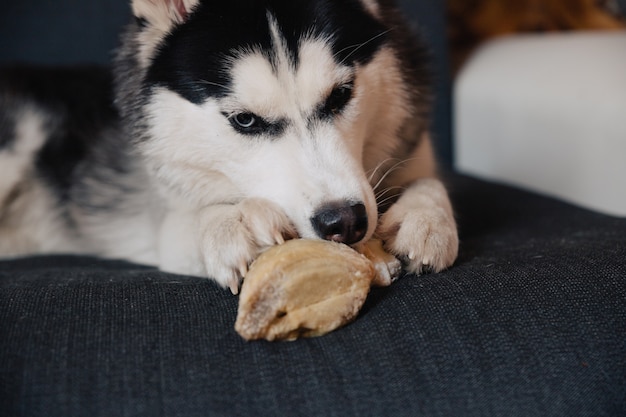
[448,0,625,72]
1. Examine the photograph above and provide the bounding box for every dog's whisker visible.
[375,186,406,206]
[367,157,398,183]
[375,185,406,199]
[370,158,408,191]
[336,29,393,66]
[197,79,231,91]
[376,193,407,208]
[372,157,420,192]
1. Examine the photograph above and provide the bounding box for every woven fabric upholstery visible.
[2,174,625,417]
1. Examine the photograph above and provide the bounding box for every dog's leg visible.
[159,198,296,293]
[377,178,458,274]
[376,134,458,274]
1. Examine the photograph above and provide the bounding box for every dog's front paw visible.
[377,179,458,275]
[200,199,296,293]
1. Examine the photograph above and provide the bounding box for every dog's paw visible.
[199,199,296,293]
[377,180,458,275]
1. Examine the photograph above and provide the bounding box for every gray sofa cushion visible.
[2,174,625,417]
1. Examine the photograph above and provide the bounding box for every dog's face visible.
[130,0,406,244]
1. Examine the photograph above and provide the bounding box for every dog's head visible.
[120,0,415,245]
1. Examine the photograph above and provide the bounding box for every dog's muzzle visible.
[311,202,368,245]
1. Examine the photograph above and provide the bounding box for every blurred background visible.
[448,0,625,73]
[449,0,626,216]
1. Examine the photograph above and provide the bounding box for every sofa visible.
[455,31,626,217]
[1,1,625,416]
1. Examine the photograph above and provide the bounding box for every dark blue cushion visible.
[1,174,625,417]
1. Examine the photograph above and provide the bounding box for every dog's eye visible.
[231,113,258,129]
[323,84,354,118]
[226,112,285,136]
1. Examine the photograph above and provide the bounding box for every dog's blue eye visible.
[232,113,257,129]
[226,112,285,136]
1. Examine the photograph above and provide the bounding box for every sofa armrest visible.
[454,31,626,216]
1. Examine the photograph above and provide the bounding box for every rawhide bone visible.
[235,239,401,341]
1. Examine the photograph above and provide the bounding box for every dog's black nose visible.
[311,202,368,245]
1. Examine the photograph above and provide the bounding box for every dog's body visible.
[0,0,458,293]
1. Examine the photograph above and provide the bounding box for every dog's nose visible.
[311,202,368,245]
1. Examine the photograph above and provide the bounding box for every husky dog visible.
[0,0,458,293]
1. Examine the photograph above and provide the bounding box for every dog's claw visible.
[274,232,285,245]
[239,262,248,279]
[229,280,240,295]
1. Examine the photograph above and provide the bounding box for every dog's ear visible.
[132,0,198,29]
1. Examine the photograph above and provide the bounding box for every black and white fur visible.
[0,0,458,294]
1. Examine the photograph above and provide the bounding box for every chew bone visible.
[235,239,376,341]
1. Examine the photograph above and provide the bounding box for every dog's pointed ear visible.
[132,0,198,29]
